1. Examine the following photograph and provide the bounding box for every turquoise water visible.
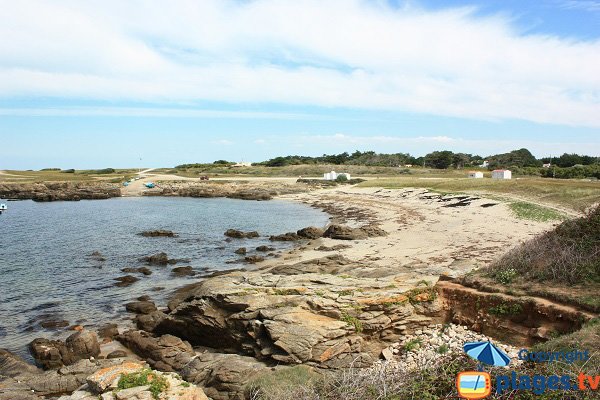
[0,197,329,357]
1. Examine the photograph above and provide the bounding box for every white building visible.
[323,171,351,181]
[480,160,489,168]
[468,171,484,179]
[542,163,551,168]
[492,169,512,179]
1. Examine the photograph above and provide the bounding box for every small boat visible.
[0,203,7,214]
[123,182,129,187]
[144,182,155,188]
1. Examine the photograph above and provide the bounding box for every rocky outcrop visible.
[0,182,120,202]
[114,276,140,287]
[140,252,169,266]
[225,229,260,239]
[29,330,100,369]
[138,230,177,237]
[141,256,442,371]
[297,226,325,239]
[269,232,301,241]
[0,349,140,399]
[115,332,271,400]
[125,301,157,315]
[323,224,387,240]
[152,181,312,201]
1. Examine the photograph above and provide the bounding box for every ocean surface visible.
[0,196,329,358]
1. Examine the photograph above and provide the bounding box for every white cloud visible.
[211,139,234,145]
[0,0,599,127]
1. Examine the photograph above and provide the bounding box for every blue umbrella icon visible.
[464,341,511,367]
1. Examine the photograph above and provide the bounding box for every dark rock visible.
[113,275,139,287]
[269,232,301,241]
[29,330,100,369]
[255,245,275,252]
[138,230,177,237]
[121,267,153,275]
[135,311,168,332]
[97,324,119,340]
[171,266,195,277]
[297,226,325,239]
[39,319,70,330]
[106,350,127,359]
[125,301,157,315]
[141,252,169,266]
[0,348,41,377]
[0,182,121,202]
[244,255,265,263]
[224,229,259,239]
[234,247,247,255]
[89,251,106,261]
[323,224,366,240]
[65,330,100,362]
[137,295,152,301]
[117,331,194,372]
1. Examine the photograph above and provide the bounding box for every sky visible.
[0,0,599,169]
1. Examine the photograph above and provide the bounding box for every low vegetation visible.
[117,369,169,399]
[246,320,600,399]
[508,202,566,222]
[486,205,600,285]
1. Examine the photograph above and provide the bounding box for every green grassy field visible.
[0,169,137,183]
[356,175,600,212]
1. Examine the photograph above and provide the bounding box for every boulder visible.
[113,276,140,287]
[171,266,195,277]
[39,319,70,330]
[141,252,169,266]
[138,230,177,237]
[65,330,101,362]
[97,324,119,340]
[121,267,152,276]
[244,255,265,263]
[224,229,260,239]
[255,245,275,252]
[30,330,100,369]
[269,232,301,241]
[297,226,325,239]
[125,301,157,315]
[234,247,247,255]
[117,331,194,372]
[322,224,366,240]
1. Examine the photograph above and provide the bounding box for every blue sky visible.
[0,0,599,169]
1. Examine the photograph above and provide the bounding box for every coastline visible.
[1,181,576,400]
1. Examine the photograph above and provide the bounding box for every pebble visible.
[375,323,522,372]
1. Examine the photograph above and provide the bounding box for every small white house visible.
[232,162,252,168]
[480,160,489,168]
[323,171,351,181]
[543,163,551,168]
[468,171,484,179]
[492,169,512,179]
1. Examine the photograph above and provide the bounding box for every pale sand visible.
[261,186,555,286]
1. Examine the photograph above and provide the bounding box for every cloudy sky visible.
[1,0,599,169]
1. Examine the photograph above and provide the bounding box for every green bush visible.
[117,369,169,400]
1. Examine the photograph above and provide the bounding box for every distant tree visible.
[487,148,539,169]
[452,153,471,169]
[425,151,454,169]
[213,160,231,165]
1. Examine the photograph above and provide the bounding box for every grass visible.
[488,302,524,316]
[509,201,567,222]
[403,338,422,352]
[117,369,169,400]
[356,175,600,211]
[340,312,363,333]
[0,169,136,183]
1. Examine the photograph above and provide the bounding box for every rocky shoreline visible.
[0,182,122,202]
[2,184,582,399]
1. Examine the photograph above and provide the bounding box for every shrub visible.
[485,205,600,284]
[335,174,349,182]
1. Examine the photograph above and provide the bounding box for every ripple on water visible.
[0,196,330,359]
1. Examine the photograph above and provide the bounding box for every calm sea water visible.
[0,197,329,358]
